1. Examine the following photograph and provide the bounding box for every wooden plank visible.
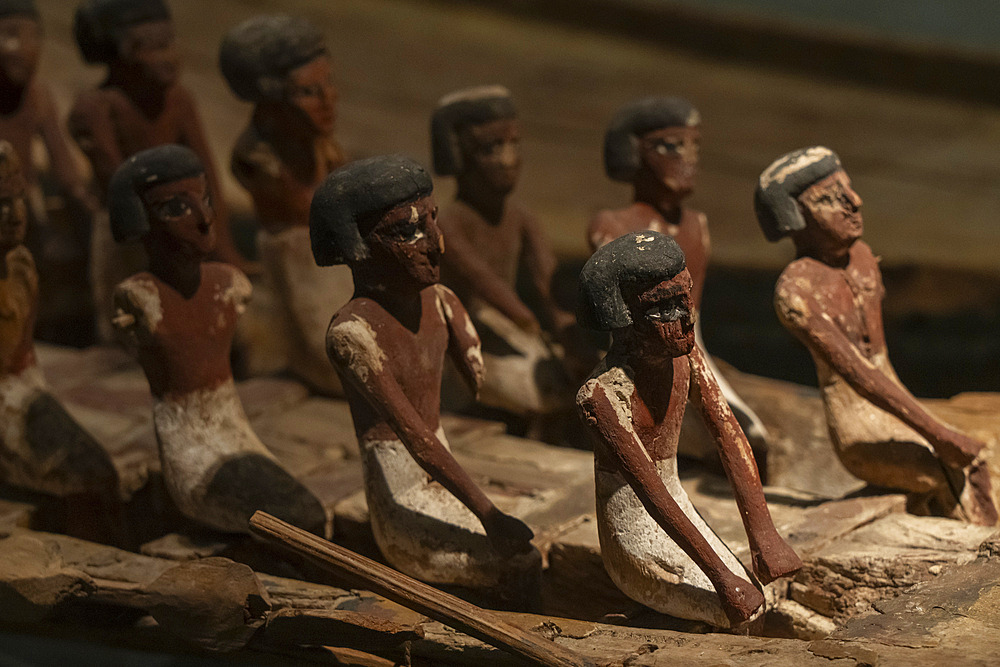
[249,511,594,667]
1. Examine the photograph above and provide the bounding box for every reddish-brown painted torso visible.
[776,240,887,360]
[118,262,247,399]
[69,84,196,194]
[335,286,450,442]
[231,123,345,234]
[439,198,531,296]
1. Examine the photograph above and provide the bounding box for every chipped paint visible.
[328,315,387,384]
[118,276,163,333]
[759,146,836,189]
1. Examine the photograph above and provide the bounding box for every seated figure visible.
[431,86,578,416]
[576,231,801,628]
[71,0,252,341]
[755,146,996,525]
[310,155,540,607]
[589,97,769,460]
[110,145,325,535]
[0,141,119,531]
[220,14,352,395]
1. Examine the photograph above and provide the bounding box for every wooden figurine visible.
[70,0,252,341]
[589,97,770,460]
[109,144,325,535]
[431,86,576,416]
[756,147,997,525]
[0,0,97,221]
[0,141,119,525]
[310,154,539,605]
[220,14,352,396]
[576,231,801,628]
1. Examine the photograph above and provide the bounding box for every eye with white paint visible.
[644,296,688,323]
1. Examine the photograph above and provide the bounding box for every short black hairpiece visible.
[74,0,171,64]
[431,85,516,175]
[578,230,686,331]
[219,15,327,103]
[754,146,842,242]
[108,144,203,243]
[604,96,699,182]
[0,0,37,18]
[310,155,433,266]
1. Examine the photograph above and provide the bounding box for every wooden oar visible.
[249,511,594,667]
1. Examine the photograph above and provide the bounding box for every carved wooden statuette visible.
[589,97,770,461]
[576,231,801,628]
[0,0,97,219]
[109,145,325,535]
[71,0,252,341]
[0,141,119,533]
[756,147,997,526]
[310,155,540,607]
[220,14,352,396]
[431,86,577,417]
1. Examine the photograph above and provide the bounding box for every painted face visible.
[458,117,521,195]
[639,125,700,196]
[118,20,179,89]
[284,54,338,136]
[0,194,27,250]
[797,169,864,248]
[365,195,443,288]
[0,16,40,87]
[626,269,695,358]
[141,173,215,258]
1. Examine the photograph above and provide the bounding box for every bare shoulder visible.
[326,300,389,375]
[204,262,252,308]
[68,88,112,123]
[774,258,835,328]
[113,272,163,334]
[507,198,538,227]
[577,359,630,409]
[231,125,282,181]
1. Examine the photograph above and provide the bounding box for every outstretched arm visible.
[327,313,532,555]
[687,346,801,583]
[435,286,485,397]
[578,379,764,626]
[776,279,982,468]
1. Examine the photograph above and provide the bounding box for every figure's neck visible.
[147,247,202,298]
[107,65,168,116]
[795,237,852,268]
[0,79,27,115]
[254,104,323,148]
[633,180,684,223]
[456,180,507,224]
[610,329,678,375]
[352,268,427,330]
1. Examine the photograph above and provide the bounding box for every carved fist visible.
[716,573,765,627]
[484,509,535,556]
[752,539,802,585]
[932,429,984,469]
